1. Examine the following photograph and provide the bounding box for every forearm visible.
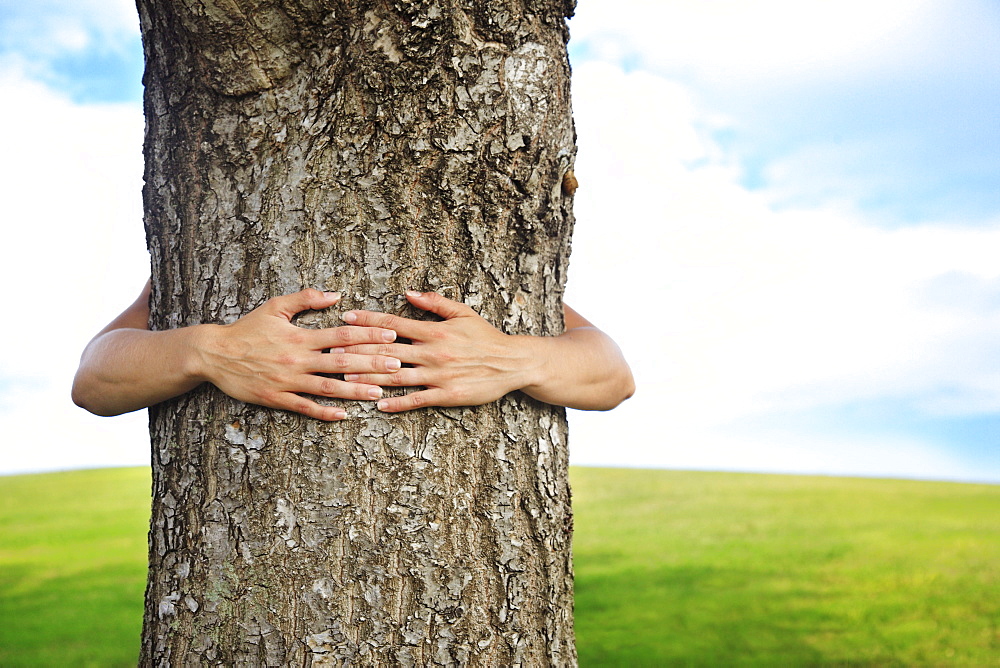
[518,327,635,411]
[72,325,213,416]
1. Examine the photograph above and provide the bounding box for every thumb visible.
[405,290,474,320]
[264,289,341,320]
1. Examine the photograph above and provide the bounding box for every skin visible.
[72,280,634,420]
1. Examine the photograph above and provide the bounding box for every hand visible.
[198,289,402,420]
[338,291,539,412]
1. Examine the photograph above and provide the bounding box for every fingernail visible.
[345,373,360,381]
[377,400,389,411]
[406,290,422,298]
[324,291,341,300]
[332,347,345,354]
[333,409,347,419]
[387,358,401,370]
[368,387,383,399]
[342,312,357,324]
[382,330,396,342]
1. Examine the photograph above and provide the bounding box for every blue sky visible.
[1,1,998,482]
[569,2,1000,226]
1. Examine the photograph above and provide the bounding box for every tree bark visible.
[137,1,578,665]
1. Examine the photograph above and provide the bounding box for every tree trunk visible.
[136,1,578,665]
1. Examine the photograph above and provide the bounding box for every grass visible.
[0,468,150,667]
[1,467,998,666]
[571,468,1000,666]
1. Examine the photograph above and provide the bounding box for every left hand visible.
[338,291,539,411]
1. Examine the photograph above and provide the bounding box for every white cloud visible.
[0,64,149,474]
[564,60,1000,478]
[0,64,147,358]
[568,0,1000,227]
[1,0,139,56]
[0,386,149,475]
[569,402,995,483]
[569,0,977,89]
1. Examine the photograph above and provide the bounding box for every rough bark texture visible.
[136,1,578,665]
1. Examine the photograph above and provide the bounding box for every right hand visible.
[197,289,401,420]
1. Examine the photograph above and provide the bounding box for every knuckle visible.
[447,388,469,405]
[334,354,352,370]
[431,350,454,365]
[301,288,324,301]
[257,389,279,405]
[293,399,317,417]
[378,314,401,331]
[319,378,339,395]
[407,392,426,409]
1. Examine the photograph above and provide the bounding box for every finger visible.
[301,376,385,401]
[306,325,396,350]
[344,368,423,387]
[331,343,424,364]
[376,388,450,412]
[263,289,341,321]
[405,291,476,320]
[269,392,348,421]
[311,352,403,375]
[341,310,434,340]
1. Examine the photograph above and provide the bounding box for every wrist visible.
[514,335,552,397]
[184,323,223,385]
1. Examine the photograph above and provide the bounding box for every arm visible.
[523,303,635,409]
[339,291,635,412]
[72,280,403,421]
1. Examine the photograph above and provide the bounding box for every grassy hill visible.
[1,467,997,666]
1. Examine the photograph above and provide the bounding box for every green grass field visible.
[1,467,997,666]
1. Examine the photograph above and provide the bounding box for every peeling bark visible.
[137,1,578,665]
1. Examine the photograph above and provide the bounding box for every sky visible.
[0,1,998,482]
